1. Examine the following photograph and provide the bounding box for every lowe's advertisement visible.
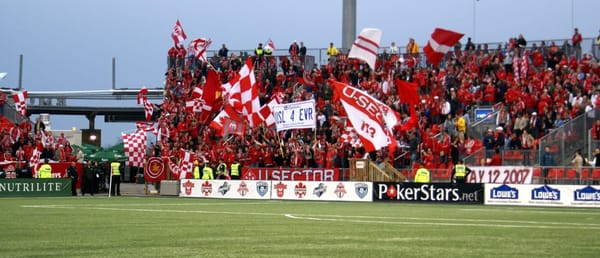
[485,184,600,207]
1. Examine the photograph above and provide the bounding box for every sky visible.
[1,0,599,147]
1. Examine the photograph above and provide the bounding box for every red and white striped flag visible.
[123,130,147,168]
[177,149,194,179]
[330,79,398,152]
[348,28,382,69]
[223,58,260,122]
[189,38,212,63]
[12,90,27,116]
[423,27,464,67]
[171,19,187,45]
[137,87,154,121]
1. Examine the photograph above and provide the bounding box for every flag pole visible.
[108,168,113,198]
[276,131,284,156]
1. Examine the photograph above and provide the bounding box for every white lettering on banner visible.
[0,181,63,192]
[242,168,339,181]
[342,86,382,122]
[378,184,461,201]
[467,166,532,184]
[272,100,316,132]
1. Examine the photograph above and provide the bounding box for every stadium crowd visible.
[156,28,600,174]
[0,29,599,177]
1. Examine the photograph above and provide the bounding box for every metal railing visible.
[198,37,597,68]
[538,108,598,166]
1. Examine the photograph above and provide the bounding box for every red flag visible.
[12,90,27,116]
[423,28,464,67]
[171,19,187,45]
[223,117,246,136]
[201,69,223,112]
[395,79,420,108]
[144,157,167,182]
[209,105,245,137]
[189,38,212,63]
[297,71,315,88]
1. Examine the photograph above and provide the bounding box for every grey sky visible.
[1,0,599,146]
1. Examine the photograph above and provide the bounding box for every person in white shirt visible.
[389,42,399,55]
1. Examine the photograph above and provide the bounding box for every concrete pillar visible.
[342,0,356,51]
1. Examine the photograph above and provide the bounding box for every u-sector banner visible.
[272,99,316,131]
[485,183,600,208]
[0,178,71,197]
[373,182,484,203]
[242,168,340,181]
[180,179,272,199]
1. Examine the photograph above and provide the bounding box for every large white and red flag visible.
[189,38,212,63]
[348,28,382,69]
[12,90,27,116]
[171,19,187,45]
[137,87,154,121]
[423,27,464,67]
[330,79,399,152]
[223,58,260,124]
[177,149,194,179]
[123,130,147,168]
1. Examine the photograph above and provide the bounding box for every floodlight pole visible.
[18,55,23,90]
[342,0,356,51]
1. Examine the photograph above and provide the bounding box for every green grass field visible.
[1,197,599,258]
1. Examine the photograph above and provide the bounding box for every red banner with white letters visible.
[241,168,339,181]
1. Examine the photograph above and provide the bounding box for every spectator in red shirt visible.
[572,28,583,61]
[488,148,503,166]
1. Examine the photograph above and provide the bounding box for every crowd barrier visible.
[179,179,372,202]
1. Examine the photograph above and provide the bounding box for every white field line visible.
[21,202,277,208]
[283,214,600,230]
[460,207,600,215]
[20,204,600,230]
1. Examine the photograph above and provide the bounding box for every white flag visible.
[348,28,382,69]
